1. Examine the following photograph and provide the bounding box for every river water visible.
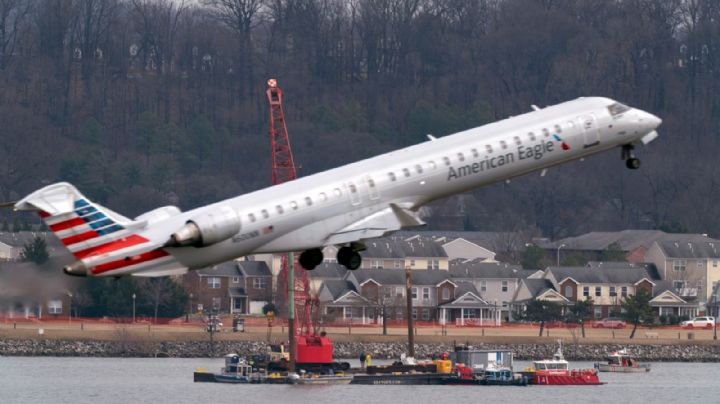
[0,357,717,404]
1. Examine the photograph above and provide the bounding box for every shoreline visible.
[2,337,720,362]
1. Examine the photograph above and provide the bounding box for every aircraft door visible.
[364,175,380,200]
[346,181,361,205]
[577,114,600,148]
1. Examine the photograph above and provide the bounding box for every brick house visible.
[184,260,272,315]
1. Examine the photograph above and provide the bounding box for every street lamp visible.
[556,244,566,267]
[132,293,136,323]
[187,293,194,322]
[67,292,73,325]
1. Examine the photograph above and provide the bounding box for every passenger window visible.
[248,213,256,222]
[388,172,397,182]
[443,157,451,166]
[513,136,521,145]
[542,128,550,137]
[428,161,437,170]
[528,132,536,141]
[305,196,313,206]
[486,145,493,154]
[290,201,298,210]
[415,164,423,174]
[471,148,479,158]
[500,140,507,150]
[276,205,284,214]
[403,168,411,177]
[367,179,376,188]
[554,124,562,133]
[334,188,342,197]
[349,184,357,193]
[261,209,269,219]
[318,192,327,202]
[457,152,465,162]
[567,121,575,129]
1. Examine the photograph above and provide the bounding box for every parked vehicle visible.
[592,317,626,329]
[680,317,715,329]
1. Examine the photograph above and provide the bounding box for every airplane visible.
[12,97,661,277]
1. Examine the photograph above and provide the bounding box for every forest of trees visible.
[1,0,720,240]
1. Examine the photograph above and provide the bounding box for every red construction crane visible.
[266,79,336,372]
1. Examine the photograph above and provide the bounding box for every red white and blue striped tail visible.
[15,182,181,277]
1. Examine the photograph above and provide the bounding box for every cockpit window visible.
[608,102,630,116]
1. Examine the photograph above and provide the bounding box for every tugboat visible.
[522,341,602,385]
[194,354,277,383]
[594,349,651,373]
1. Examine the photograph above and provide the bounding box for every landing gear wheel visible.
[299,248,323,270]
[626,158,640,170]
[337,246,362,270]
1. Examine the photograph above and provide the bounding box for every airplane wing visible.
[325,203,425,245]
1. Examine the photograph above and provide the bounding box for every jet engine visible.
[167,206,241,247]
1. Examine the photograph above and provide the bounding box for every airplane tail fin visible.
[15,182,144,260]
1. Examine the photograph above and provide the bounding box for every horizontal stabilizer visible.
[132,267,189,277]
[326,203,425,245]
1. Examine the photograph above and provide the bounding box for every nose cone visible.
[646,112,662,129]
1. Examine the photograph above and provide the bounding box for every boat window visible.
[536,363,546,370]
[248,213,256,222]
[500,140,507,150]
[388,172,397,182]
[305,196,313,206]
[415,164,423,174]
[486,145,493,154]
[513,136,521,145]
[276,205,284,214]
[457,152,465,162]
[443,156,451,166]
[290,201,298,210]
[607,102,630,116]
[403,168,411,177]
[261,209,269,219]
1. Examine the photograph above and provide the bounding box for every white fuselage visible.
[138,96,659,273]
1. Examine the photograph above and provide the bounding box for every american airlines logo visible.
[447,141,556,181]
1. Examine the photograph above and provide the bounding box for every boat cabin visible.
[223,354,256,377]
[533,360,569,371]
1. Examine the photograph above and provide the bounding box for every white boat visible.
[594,349,650,373]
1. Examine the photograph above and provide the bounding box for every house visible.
[538,230,715,263]
[511,278,569,314]
[449,259,527,319]
[317,279,370,323]
[645,240,720,311]
[438,237,495,261]
[543,262,660,318]
[183,260,272,315]
[649,280,698,318]
[307,261,347,296]
[339,268,457,323]
[438,281,502,326]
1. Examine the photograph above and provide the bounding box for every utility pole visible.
[288,252,296,372]
[405,266,415,358]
